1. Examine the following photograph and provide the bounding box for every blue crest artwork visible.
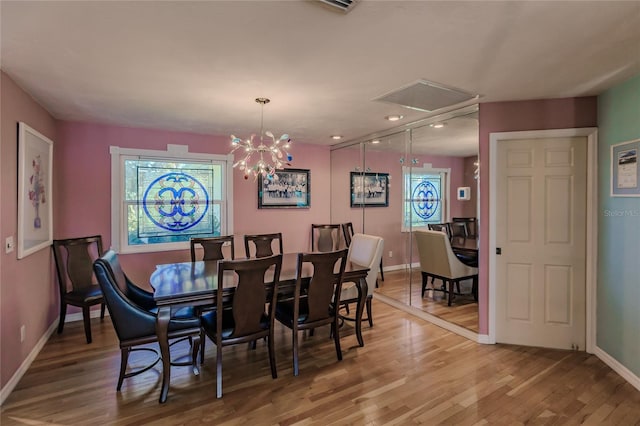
[142,172,209,232]
[412,180,439,220]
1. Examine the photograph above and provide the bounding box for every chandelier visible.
[230,98,292,180]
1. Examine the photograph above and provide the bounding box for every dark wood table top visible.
[151,252,368,306]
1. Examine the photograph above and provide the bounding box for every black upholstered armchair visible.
[94,250,202,392]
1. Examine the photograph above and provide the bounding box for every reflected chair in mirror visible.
[428,223,452,239]
[190,235,235,262]
[342,222,384,282]
[275,250,347,376]
[311,224,341,252]
[52,235,105,344]
[452,217,477,238]
[93,250,202,393]
[449,221,468,238]
[201,254,282,397]
[339,233,384,328]
[244,233,283,258]
[414,229,478,306]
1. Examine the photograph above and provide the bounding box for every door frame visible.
[488,128,598,352]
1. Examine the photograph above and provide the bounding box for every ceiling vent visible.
[374,80,478,112]
[318,0,358,13]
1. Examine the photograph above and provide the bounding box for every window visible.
[402,165,450,231]
[110,145,233,253]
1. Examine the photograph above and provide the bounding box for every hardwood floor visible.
[377,269,479,332]
[2,300,639,425]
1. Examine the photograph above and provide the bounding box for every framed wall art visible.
[17,122,54,259]
[350,172,389,207]
[258,168,310,208]
[611,138,640,197]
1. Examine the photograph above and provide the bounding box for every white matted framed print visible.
[18,122,53,258]
[611,138,640,197]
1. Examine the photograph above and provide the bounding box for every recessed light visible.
[371,139,380,144]
[331,135,343,140]
[385,115,404,122]
[430,122,446,128]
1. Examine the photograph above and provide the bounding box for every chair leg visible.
[292,327,300,376]
[421,273,427,298]
[268,333,277,379]
[82,306,92,344]
[379,258,384,282]
[333,316,343,361]
[216,343,223,398]
[191,334,201,376]
[447,280,454,306]
[472,276,478,301]
[366,297,373,327]
[200,331,206,364]
[117,347,129,391]
[100,302,106,320]
[58,303,67,334]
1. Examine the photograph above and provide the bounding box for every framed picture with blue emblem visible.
[350,172,389,207]
[258,168,310,209]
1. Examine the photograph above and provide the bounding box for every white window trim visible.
[110,145,234,254]
[401,164,451,232]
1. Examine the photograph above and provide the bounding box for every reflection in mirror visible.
[330,106,479,333]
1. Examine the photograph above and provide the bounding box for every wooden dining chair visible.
[52,235,105,343]
[190,235,235,262]
[244,233,283,258]
[311,224,341,252]
[428,223,452,239]
[452,217,477,238]
[275,250,347,376]
[200,254,282,397]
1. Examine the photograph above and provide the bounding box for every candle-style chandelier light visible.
[230,98,292,180]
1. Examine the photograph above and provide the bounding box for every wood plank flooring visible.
[2,300,639,425]
[377,269,479,332]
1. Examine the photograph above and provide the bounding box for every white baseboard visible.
[0,320,58,406]
[64,308,109,323]
[374,293,489,344]
[381,262,420,273]
[594,346,640,392]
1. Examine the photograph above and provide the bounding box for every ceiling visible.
[1,1,639,155]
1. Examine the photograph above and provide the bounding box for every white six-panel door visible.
[495,137,587,349]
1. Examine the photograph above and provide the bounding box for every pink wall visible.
[330,144,467,267]
[462,156,479,218]
[55,121,331,286]
[477,97,597,334]
[1,72,58,388]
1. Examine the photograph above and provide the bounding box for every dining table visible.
[150,252,370,403]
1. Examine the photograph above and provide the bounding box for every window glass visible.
[403,169,446,230]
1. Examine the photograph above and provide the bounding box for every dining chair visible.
[448,221,468,238]
[244,233,283,258]
[452,217,477,238]
[342,222,384,282]
[52,235,106,343]
[339,233,384,328]
[200,254,282,397]
[190,235,235,262]
[93,250,202,392]
[414,229,478,306]
[428,223,452,239]
[275,250,347,376]
[311,224,341,252]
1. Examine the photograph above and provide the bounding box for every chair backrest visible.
[52,235,103,295]
[452,217,477,238]
[297,250,347,323]
[94,250,157,341]
[448,221,467,238]
[414,229,477,279]
[341,222,354,247]
[217,254,282,338]
[190,235,235,262]
[428,223,451,239]
[311,224,341,252]
[346,233,384,297]
[244,233,283,258]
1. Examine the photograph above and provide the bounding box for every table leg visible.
[156,306,171,404]
[354,277,368,347]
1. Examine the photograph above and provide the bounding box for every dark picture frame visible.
[258,168,310,208]
[350,172,389,207]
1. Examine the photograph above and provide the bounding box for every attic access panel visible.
[375,80,477,112]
